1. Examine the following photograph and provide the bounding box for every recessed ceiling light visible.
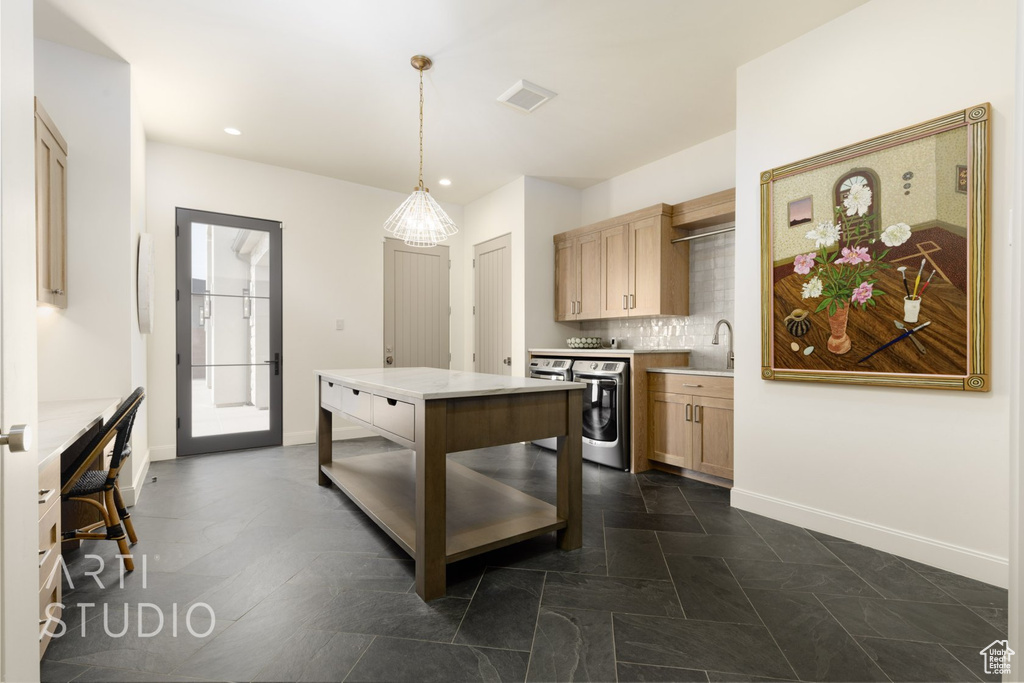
[224,127,242,136]
[438,178,452,186]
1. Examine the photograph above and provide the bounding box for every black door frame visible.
[175,207,283,456]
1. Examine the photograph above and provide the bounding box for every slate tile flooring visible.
[42,439,1008,683]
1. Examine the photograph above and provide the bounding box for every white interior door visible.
[383,239,450,368]
[474,234,512,376]
[1,0,44,678]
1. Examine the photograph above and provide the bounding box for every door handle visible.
[0,424,32,452]
[263,352,281,376]
[503,357,512,366]
[385,356,394,365]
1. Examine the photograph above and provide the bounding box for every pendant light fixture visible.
[383,55,458,247]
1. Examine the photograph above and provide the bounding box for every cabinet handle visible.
[685,404,692,422]
[629,294,635,309]
[680,383,703,388]
[38,489,55,505]
[386,398,398,407]
[695,405,702,424]
[576,300,581,314]
[622,295,627,310]
[51,288,65,296]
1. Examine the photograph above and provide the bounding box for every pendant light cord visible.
[418,66,425,191]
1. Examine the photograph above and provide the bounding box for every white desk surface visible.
[317,368,585,401]
[37,397,119,470]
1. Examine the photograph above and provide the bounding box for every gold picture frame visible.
[760,104,990,391]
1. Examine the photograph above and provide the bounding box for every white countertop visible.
[529,348,691,357]
[648,367,734,378]
[317,367,586,401]
[38,397,119,469]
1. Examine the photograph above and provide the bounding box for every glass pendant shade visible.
[384,188,458,248]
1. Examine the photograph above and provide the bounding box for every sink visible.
[648,366,734,377]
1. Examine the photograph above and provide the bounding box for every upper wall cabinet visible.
[35,98,68,309]
[554,231,601,321]
[671,188,735,230]
[554,204,688,321]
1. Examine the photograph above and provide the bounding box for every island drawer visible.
[321,379,344,412]
[342,387,374,424]
[372,395,415,441]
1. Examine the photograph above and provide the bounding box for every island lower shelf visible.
[320,450,567,563]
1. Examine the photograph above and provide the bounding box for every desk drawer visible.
[372,395,415,441]
[321,379,343,412]
[649,373,733,399]
[39,457,60,520]
[38,500,60,585]
[342,387,374,424]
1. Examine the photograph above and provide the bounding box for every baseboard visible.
[121,447,151,507]
[730,488,1009,588]
[149,444,177,461]
[283,425,374,446]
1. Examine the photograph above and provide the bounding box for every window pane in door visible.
[192,365,271,437]
[191,222,272,298]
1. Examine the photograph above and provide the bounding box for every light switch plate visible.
[335,319,344,331]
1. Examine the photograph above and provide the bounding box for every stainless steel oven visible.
[571,360,630,470]
[528,357,573,450]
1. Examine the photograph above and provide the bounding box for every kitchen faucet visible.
[712,319,734,370]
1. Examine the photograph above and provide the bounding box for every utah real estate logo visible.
[979,640,1014,676]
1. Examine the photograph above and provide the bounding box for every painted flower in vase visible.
[794,189,895,354]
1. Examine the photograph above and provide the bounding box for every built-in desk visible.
[316,368,584,601]
[36,397,118,658]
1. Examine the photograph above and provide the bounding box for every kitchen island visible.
[315,367,584,600]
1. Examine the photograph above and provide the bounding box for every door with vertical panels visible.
[474,234,511,375]
[383,239,450,369]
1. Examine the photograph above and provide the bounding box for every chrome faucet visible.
[712,319,734,370]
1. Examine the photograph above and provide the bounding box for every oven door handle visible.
[575,377,619,387]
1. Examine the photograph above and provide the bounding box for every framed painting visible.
[760,103,990,391]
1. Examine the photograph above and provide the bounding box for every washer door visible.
[578,377,618,443]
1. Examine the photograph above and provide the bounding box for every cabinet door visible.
[693,397,734,479]
[600,225,629,318]
[648,391,692,469]
[35,107,68,309]
[554,237,577,321]
[576,232,602,320]
[628,216,661,317]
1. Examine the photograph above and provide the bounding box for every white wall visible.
[34,39,150,501]
[580,131,736,224]
[34,40,133,402]
[523,177,582,355]
[146,142,464,459]
[733,0,1017,586]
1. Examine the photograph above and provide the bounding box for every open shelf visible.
[320,450,566,563]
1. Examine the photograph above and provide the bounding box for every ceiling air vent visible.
[497,80,557,114]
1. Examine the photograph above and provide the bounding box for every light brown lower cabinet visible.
[648,373,733,480]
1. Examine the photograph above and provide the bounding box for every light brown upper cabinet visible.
[554,204,688,321]
[35,98,68,309]
[554,231,602,321]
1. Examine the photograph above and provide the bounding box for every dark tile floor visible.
[42,439,1008,683]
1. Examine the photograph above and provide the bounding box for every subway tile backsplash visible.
[579,230,735,369]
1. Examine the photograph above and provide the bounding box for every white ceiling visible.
[35,0,865,205]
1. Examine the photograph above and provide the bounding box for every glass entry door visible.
[175,208,282,455]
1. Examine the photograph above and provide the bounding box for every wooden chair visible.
[60,387,145,571]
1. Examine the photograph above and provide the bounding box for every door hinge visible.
[175,225,179,237]
[448,306,451,315]
[473,353,476,362]
[472,305,475,314]
[176,352,180,366]
[472,258,475,267]
[176,417,180,429]
[449,352,452,362]
[176,289,179,302]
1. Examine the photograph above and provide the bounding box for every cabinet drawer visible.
[38,577,62,658]
[39,457,60,520]
[321,379,343,412]
[38,499,60,585]
[372,395,415,441]
[342,387,374,424]
[649,373,733,399]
